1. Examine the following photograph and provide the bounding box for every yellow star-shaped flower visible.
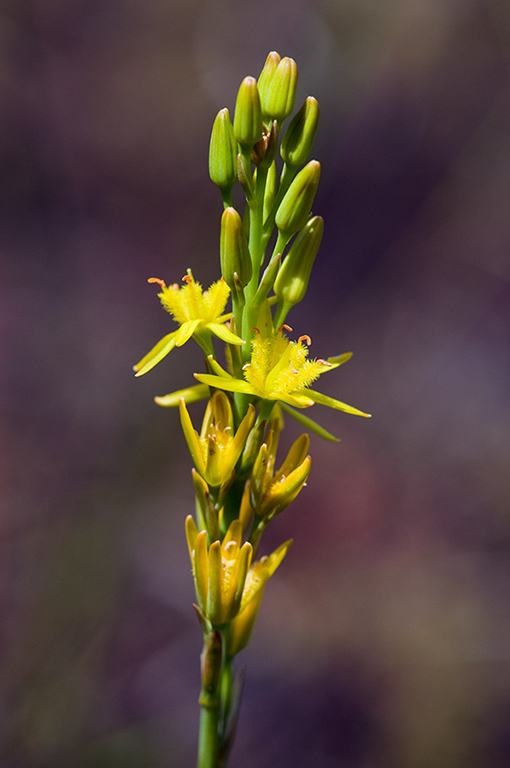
[194,327,370,415]
[133,270,244,377]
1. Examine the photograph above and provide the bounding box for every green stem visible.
[197,630,224,768]
[221,189,233,208]
[241,166,268,358]
[220,654,234,741]
[198,704,220,768]
[261,162,297,247]
[218,655,237,768]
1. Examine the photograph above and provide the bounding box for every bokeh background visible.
[2,1,510,766]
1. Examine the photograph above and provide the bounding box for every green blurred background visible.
[2,1,510,766]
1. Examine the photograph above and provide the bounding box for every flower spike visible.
[134,52,371,765]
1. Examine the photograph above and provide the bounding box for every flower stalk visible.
[134,51,371,768]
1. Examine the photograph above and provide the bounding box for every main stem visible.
[197,628,236,768]
[197,630,223,768]
[198,702,221,768]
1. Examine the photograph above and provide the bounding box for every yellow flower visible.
[133,270,244,377]
[194,327,371,414]
[185,515,291,626]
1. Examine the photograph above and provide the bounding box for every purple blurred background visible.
[2,1,510,766]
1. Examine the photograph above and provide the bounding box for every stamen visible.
[317,358,333,367]
[251,327,260,335]
[182,274,193,283]
[148,277,167,289]
[298,335,312,345]
[279,324,293,332]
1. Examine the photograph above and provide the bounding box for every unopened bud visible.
[257,51,281,118]
[220,207,252,289]
[281,97,319,167]
[275,160,321,236]
[233,76,263,147]
[209,108,237,191]
[274,215,323,307]
[262,57,298,122]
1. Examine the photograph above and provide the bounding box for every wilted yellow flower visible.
[250,432,311,519]
[179,392,255,488]
[185,515,291,626]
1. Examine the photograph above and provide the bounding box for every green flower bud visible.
[274,215,323,307]
[220,207,252,289]
[275,159,321,236]
[233,76,263,147]
[209,108,237,191]
[257,51,281,116]
[263,57,298,122]
[281,96,319,167]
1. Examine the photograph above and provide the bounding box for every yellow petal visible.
[133,332,178,376]
[175,318,202,346]
[179,399,207,476]
[207,541,223,624]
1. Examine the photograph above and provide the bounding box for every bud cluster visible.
[207,50,325,335]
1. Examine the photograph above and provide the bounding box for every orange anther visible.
[148,277,167,289]
[279,324,293,332]
[182,274,193,283]
[251,327,260,335]
[298,335,312,345]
